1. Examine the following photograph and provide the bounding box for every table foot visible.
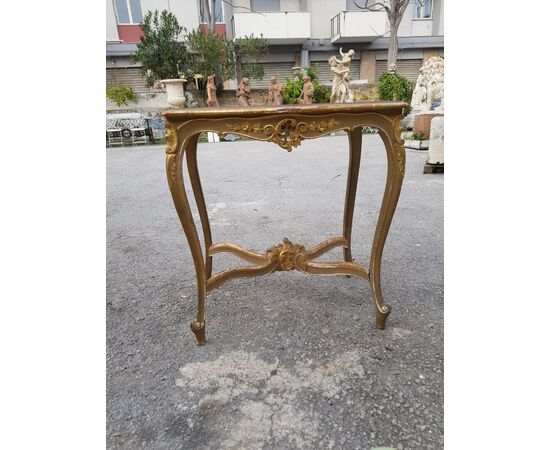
[190,320,206,346]
[375,304,392,330]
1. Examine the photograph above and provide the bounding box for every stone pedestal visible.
[414,112,443,140]
[427,116,444,165]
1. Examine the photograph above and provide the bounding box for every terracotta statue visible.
[298,75,314,105]
[266,76,283,105]
[205,75,219,107]
[329,48,354,103]
[236,77,251,107]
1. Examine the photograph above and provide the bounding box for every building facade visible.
[106,0,443,92]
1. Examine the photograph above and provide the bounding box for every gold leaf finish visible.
[162,102,407,344]
[225,118,340,151]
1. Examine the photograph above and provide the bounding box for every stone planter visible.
[404,139,430,150]
[161,79,187,108]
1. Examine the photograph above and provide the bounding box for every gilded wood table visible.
[163,102,407,345]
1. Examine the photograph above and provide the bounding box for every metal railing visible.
[330,12,341,38]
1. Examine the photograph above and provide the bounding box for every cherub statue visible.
[236,77,251,106]
[266,76,283,106]
[205,75,219,107]
[298,75,314,105]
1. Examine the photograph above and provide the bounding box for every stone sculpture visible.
[329,48,355,103]
[236,77,252,107]
[205,75,219,107]
[410,55,444,113]
[298,75,314,105]
[185,91,199,108]
[266,76,283,106]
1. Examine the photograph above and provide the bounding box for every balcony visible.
[232,12,311,44]
[330,11,387,43]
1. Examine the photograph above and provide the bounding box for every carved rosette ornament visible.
[223,118,340,152]
[268,238,308,271]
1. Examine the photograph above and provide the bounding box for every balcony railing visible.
[232,12,311,44]
[330,11,387,43]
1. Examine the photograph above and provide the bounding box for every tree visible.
[237,34,269,81]
[185,27,236,87]
[131,10,188,87]
[199,0,268,82]
[354,0,424,71]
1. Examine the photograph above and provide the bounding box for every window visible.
[199,0,224,23]
[251,0,280,12]
[413,0,433,19]
[346,0,363,11]
[114,0,143,24]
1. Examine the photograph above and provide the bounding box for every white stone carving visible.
[411,55,444,113]
[329,48,355,103]
[427,116,444,164]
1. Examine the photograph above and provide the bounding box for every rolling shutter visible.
[106,67,148,93]
[313,60,361,84]
[243,62,296,89]
[375,59,423,83]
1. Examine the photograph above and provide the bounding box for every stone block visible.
[427,116,444,164]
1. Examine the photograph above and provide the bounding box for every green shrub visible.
[313,83,331,104]
[378,71,413,104]
[106,85,137,106]
[282,64,331,105]
[283,77,303,105]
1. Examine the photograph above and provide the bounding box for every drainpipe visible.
[300,48,309,72]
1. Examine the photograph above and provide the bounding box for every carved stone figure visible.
[185,91,199,108]
[266,76,283,106]
[236,77,252,107]
[328,48,355,103]
[329,51,354,103]
[205,75,219,107]
[298,75,314,105]
[410,55,444,112]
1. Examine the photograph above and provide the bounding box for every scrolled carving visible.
[165,122,177,154]
[392,116,406,177]
[268,238,307,271]
[225,118,340,152]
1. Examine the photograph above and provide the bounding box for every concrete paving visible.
[107,134,443,450]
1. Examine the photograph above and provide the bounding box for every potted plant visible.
[132,10,189,107]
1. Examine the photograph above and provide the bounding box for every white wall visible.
[399,0,444,37]
[234,12,310,40]
[281,0,301,12]
[170,0,201,32]
[309,0,346,39]
[139,0,200,35]
[437,0,444,35]
[397,3,413,36]
[106,0,120,41]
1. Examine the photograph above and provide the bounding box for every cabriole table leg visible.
[166,125,207,345]
[343,126,362,264]
[369,122,406,329]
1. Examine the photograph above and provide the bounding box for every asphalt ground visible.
[107,133,443,449]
